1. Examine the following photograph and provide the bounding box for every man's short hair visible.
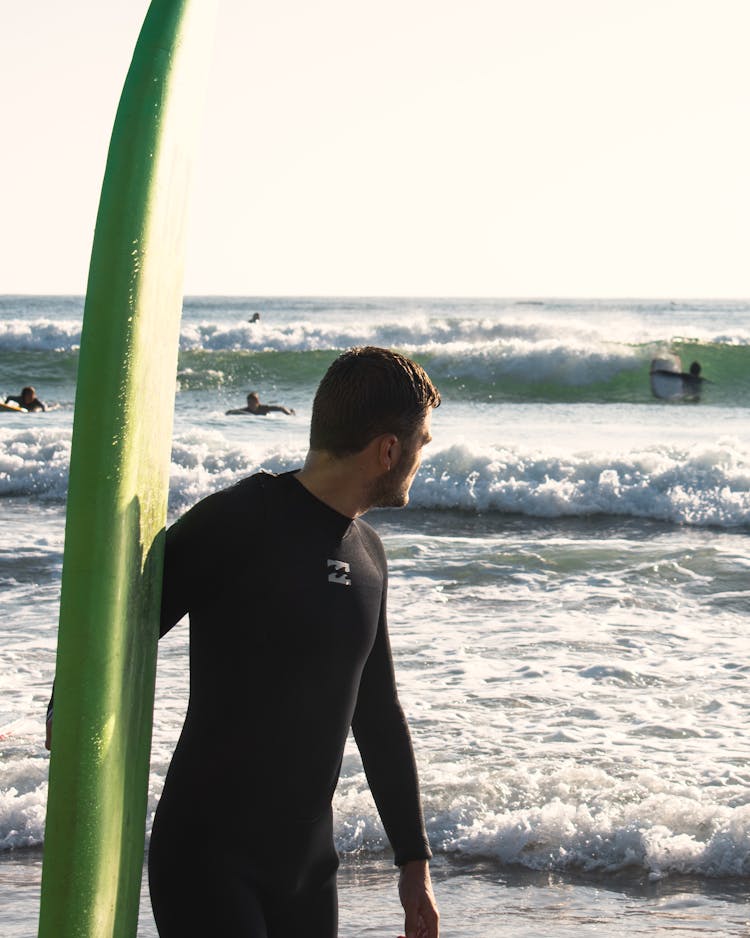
[310,346,440,456]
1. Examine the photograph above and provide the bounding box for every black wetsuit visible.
[5,394,45,411]
[148,471,431,938]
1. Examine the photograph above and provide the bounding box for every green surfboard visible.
[38,2,217,935]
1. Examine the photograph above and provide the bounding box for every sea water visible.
[1,296,749,935]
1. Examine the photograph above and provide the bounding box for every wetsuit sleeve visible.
[160,477,267,637]
[351,582,432,867]
[159,498,219,635]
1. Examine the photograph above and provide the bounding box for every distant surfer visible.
[682,361,705,396]
[147,347,440,938]
[248,312,261,322]
[650,356,707,401]
[3,386,46,412]
[226,391,295,416]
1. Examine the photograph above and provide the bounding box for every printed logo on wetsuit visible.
[327,560,351,586]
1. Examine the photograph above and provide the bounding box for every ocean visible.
[1,295,749,935]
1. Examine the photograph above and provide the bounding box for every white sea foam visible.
[4,747,749,882]
[3,311,750,357]
[414,338,646,388]
[2,427,749,527]
[409,440,750,526]
[177,318,750,369]
[0,429,71,499]
[0,320,82,352]
[330,759,750,879]
[435,795,750,878]
[0,751,48,850]
[166,434,750,525]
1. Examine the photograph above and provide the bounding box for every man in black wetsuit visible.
[226,391,295,416]
[5,385,46,411]
[148,346,441,938]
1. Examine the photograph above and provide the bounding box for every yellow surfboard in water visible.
[38,2,217,935]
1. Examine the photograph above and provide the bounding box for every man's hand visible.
[398,859,439,938]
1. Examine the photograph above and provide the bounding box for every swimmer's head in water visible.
[689,362,701,377]
[21,387,36,404]
[309,346,440,457]
[246,392,260,405]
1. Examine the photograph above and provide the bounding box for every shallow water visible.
[3,852,749,937]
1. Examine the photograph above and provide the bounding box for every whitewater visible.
[2,295,749,936]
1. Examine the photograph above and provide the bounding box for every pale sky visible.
[3,0,749,297]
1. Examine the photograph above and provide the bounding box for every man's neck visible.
[295,450,372,519]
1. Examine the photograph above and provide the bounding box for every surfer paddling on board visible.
[226,391,295,416]
[148,347,440,938]
[4,386,46,412]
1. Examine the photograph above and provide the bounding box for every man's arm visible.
[351,582,438,937]
[351,618,431,863]
[265,404,295,415]
[45,692,53,750]
[158,484,253,635]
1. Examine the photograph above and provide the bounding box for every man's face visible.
[370,410,433,509]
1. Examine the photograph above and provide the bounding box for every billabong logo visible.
[327,560,351,586]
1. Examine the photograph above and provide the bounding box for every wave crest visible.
[2,428,748,528]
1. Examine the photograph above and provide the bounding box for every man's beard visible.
[367,464,413,509]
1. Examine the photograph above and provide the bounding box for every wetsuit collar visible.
[280,471,354,537]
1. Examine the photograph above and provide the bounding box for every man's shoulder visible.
[353,517,387,566]
[170,472,282,548]
[354,515,380,540]
[178,471,275,521]
[212,470,281,505]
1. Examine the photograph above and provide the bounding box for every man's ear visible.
[376,433,400,471]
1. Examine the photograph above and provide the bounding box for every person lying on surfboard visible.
[226,390,295,416]
[4,386,46,412]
